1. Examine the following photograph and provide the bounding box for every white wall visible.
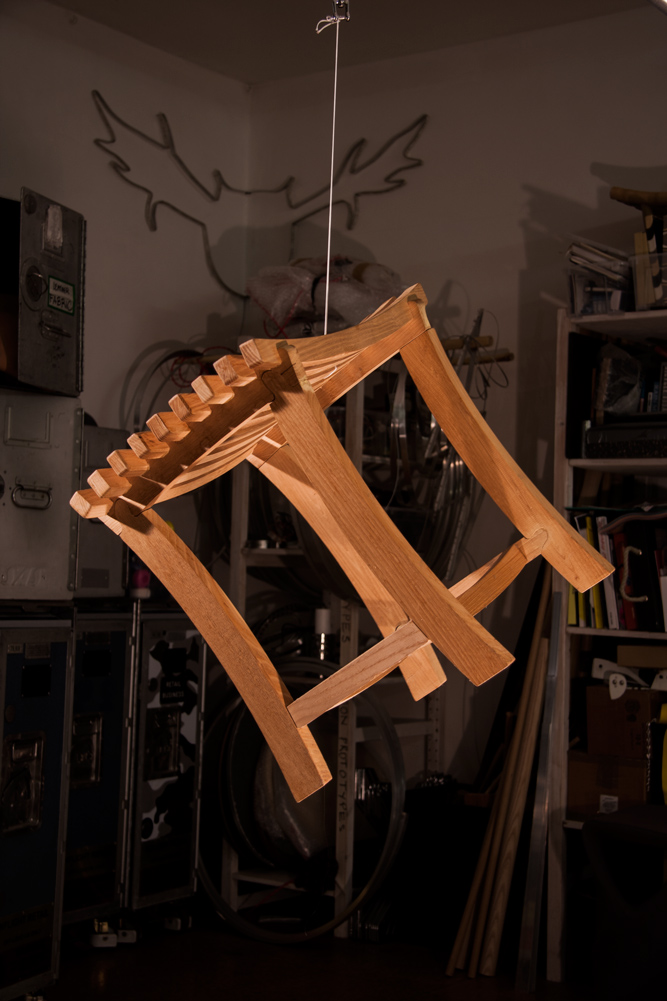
[0,0,251,433]
[247,6,667,779]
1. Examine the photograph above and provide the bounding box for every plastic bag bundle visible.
[246,256,405,337]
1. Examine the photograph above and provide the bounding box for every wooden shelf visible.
[569,457,667,474]
[570,309,667,336]
[566,626,667,640]
[241,546,305,566]
[548,307,667,983]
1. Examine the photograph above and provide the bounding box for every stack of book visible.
[568,508,667,632]
[566,238,633,315]
[578,337,667,459]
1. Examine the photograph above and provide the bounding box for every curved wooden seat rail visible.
[71,284,612,802]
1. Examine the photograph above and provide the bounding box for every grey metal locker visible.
[0,620,73,1000]
[0,390,82,602]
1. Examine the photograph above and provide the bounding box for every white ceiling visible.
[50,0,645,85]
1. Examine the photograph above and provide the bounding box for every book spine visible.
[568,584,578,627]
[572,516,592,624]
[596,516,619,630]
[584,515,604,628]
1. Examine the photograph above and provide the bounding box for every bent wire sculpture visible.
[71,285,612,802]
[91,90,428,296]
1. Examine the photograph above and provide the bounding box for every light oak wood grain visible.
[67,280,621,804]
[70,488,113,519]
[466,570,551,978]
[169,392,212,423]
[72,285,430,515]
[251,443,447,700]
[261,344,513,686]
[450,531,547,614]
[146,410,191,442]
[240,284,427,372]
[107,449,150,478]
[214,353,256,386]
[127,430,170,460]
[87,467,131,499]
[288,621,430,727]
[101,499,331,803]
[191,373,234,404]
[400,328,612,594]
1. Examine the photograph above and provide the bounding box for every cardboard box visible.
[586,686,665,758]
[616,645,667,670]
[567,751,648,820]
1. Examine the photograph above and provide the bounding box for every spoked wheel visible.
[198,658,406,943]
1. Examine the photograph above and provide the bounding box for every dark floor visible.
[44,918,589,1001]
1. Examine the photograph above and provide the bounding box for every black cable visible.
[197,659,406,943]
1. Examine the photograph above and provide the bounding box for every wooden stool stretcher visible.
[71,284,612,801]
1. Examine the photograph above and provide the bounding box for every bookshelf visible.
[548,307,667,981]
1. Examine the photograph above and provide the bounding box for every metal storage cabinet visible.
[0,621,73,1000]
[75,425,128,599]
[0,390,82,602]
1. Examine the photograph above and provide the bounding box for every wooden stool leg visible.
[250,443,447,701]
[101,500,331,803]
[260,346,513,687]
[400,328,612,592]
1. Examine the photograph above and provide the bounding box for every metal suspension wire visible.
[316,2,350,336]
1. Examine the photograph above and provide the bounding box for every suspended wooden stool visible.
[71,284,612,802]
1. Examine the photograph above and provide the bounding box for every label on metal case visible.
[18,187,85,396]
[47,275,75,315]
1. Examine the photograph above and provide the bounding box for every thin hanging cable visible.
[323,19,339,337]
[316,3,349,336]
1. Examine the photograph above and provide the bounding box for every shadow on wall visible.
[242,217,379,292]
[516,180,639,496]
[591,161,667,194]
[425,279,473,338]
